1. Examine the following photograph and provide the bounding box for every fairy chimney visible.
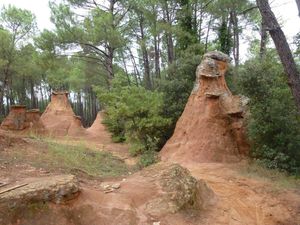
[160,51,249,163]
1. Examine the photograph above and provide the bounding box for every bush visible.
[97,74,171,167]
[158,44,203,142]
[237,53,300,174]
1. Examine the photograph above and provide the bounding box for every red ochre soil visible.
[160,51,249,164]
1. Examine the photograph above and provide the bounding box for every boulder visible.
[160,51,249,163]
[0,175,79,210]
[143,163,215,217]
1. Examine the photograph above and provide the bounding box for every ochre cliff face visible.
[160,51,249,164]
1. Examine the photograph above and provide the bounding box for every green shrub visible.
[97,74,171,166]
[237,53,300,174]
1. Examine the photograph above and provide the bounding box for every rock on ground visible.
[0,175,79,211]
[143,163,215,217]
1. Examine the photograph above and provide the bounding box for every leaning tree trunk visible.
[256,0,300,112]
[296,0,300,17]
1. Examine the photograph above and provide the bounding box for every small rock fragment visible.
[112,183,121,189]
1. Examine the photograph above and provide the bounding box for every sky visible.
[0,0,299,57]
[0,0,55,30]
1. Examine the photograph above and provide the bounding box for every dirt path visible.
[181,162,300,225]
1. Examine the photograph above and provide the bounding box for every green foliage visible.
[159,43,203,140]
[175,0,198,51]
[217,19,232,55]
[0,28,12,74]
[237,54,300,174]
[294,32,300,57]
[0,5,37,44]
[97,74,171,166]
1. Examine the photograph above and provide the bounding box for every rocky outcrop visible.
[40,91,86,136]
[160,51,249,163]
[1,105,27,130]
[1,107,42,131]
[0,175,79,210]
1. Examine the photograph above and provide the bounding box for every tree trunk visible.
[40,85,44,111]
[30,79,37,108]
[231,11,239,66]
[6,94,9,115]
[163,1,174,65]
[8,79,14,106]
[121,50,131,86]
[198,2,204,42]
[0,88,4,115]
[259,18,268,58]
[77,92,83,120]
[90,88,97,126]
[257,0,300,112]
[19,78,27,105]
[167,32,174,65]
[106,46,114,82]
[106,0,116,84]
[296,0,300,17]
[128,47,140,85]
[154,33,161,79]
[139,14,151,89]
[205,14,213,53]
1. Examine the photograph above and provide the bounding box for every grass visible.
[9,137,130,178]
[239,160,300,190]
